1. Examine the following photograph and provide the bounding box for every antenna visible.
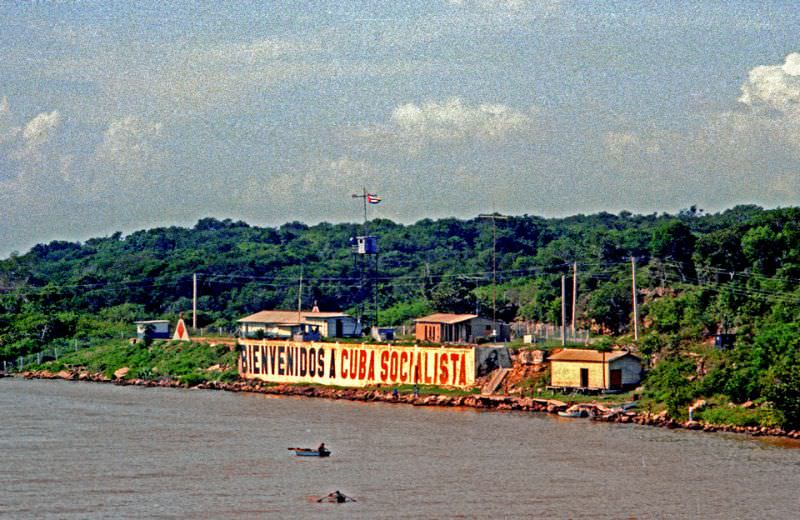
[478,213,510,327]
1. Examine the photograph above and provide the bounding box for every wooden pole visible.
[297,266,303,319]
[492,218,497,326]
[192,273,197,330]
[571,261,577,338]
[561,275,566,347]
[477,214,510,331]
[631,256,639,340]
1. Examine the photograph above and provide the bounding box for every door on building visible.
[335,319,343,337]
[610,369,622,390]
[580,368,589,388]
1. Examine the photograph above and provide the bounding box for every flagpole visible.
[362,186,368,235]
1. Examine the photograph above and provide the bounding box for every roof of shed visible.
[414,313,480,324]
[238,310,350,324]
[547,349,639,363]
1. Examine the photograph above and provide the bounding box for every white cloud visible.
[0,96,20,145]
[445,0,563,20]
[739,52,800,114]
[94,116,163,170]
[22,110,60,142]
[604,131,662,158]
[12,110,60,162]
[390,97,530,141]
[258,157,377,201]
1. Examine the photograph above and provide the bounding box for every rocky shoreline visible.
[16,368,800,441]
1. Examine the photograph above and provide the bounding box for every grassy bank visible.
[28,339,238,385]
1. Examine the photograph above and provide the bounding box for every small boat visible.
[288,447,331,457]
[317,490,356,503]
[558,404,595,418]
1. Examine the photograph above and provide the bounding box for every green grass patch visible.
[390,383,480,396]
[696,404,783,428]
[33,339,238,381]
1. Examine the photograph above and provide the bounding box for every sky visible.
[1,1,799,256]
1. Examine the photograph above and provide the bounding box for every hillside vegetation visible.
[2,205,800,427]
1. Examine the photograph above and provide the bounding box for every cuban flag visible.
[367,193,382,204]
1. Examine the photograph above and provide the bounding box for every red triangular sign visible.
[173,318,190,341]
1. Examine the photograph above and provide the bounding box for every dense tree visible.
[3,205,800,428]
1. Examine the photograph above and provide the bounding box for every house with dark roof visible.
[413,313,506,343]
[237,309,361,340]
[548,348,642,391]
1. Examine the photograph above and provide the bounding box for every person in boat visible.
[317,442,329,455]
[318,490,355,503]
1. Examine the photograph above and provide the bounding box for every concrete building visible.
[237,310,361,340]
[414,313,507,343]
[135,320,170,340]
[548,348,642,391]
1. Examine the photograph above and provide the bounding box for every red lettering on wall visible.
[380,351,389,382]
[439,354,449,385]
[358,350,367,379]
[341,349,349,378]
[424,352,432,384]
[399,352,408,382]
[367,351,375,380]
[350,349,359,380]
[389,351,399,382]
[450,353,460,386]
[459,353,467,385]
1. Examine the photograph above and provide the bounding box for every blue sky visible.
[1,1,799,255]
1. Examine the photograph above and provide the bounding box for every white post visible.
[631,256,639,341]
[571,261,577,339]
[561,275,566,347]
[193,273,197,330]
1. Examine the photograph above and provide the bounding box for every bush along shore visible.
[15,361,800,442]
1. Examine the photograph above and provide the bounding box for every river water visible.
[2,378,799,519]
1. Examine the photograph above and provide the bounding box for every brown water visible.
[2,378,799,519]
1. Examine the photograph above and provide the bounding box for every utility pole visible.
[478,214,510,328]
[561,275,567,346]
[297,266,304,319]
[351,186,369,234]
[571,261,577,338]
[631,256,639,340]
[192,273,197,330]
[351,187,380,331]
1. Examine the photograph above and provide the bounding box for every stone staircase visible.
[481,368,511,395]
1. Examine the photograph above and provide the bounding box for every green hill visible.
[3,205,800,427]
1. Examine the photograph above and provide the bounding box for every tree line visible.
[2,204,800,425]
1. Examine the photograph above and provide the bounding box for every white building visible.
[134,320,170,339]
[237,310,361,340]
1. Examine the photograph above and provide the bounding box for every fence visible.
[2,339,95,374]
[510,321,591,345]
